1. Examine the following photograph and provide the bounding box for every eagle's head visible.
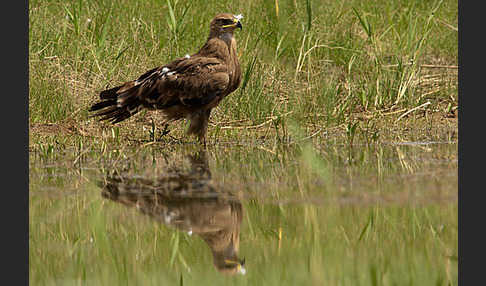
[218,257,246,275]
[209,13,243,38]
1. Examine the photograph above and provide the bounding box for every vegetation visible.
[29,0,457,146]
[29,0,457,285]
[30,145,457,285]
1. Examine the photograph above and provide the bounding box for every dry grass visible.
[29,0,457,148]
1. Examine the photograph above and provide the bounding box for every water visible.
[29,142,457,285]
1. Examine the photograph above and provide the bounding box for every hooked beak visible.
[237,258,246,275]
[222,15,243,30]
[224,258,246,275]
[240,257,246,266]
[236,21,242,30]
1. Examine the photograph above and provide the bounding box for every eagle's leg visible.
[160,123,170,137]
[187,109,212,146]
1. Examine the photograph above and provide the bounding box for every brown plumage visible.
[100,151,246,275]
[89,13,243,145]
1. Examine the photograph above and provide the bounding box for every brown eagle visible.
[100,151,246,275]
[89,13,243,145]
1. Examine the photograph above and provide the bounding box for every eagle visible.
[100,151,246,275]
[89,13,243,145]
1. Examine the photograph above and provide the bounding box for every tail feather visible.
[89,99,117,112]
[99,86,122,100]
[89,82,143,124]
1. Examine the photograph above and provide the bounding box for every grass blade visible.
[352,7,372,39]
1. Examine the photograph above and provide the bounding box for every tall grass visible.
[29,0,457,141]
[29,2,457,283]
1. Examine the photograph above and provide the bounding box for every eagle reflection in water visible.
[100,150,245,275]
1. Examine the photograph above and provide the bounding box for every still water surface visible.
[29,142,457,285]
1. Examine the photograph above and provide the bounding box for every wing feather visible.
[135,56,230,109]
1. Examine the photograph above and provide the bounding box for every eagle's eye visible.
[220,18,234,25]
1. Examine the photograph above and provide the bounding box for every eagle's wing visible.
[90,56,231,124]
[133,56,231,109]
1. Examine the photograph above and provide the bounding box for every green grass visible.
[29,1,457,284]
[29,0,457,143]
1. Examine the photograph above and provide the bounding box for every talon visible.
[160,124,170,137]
